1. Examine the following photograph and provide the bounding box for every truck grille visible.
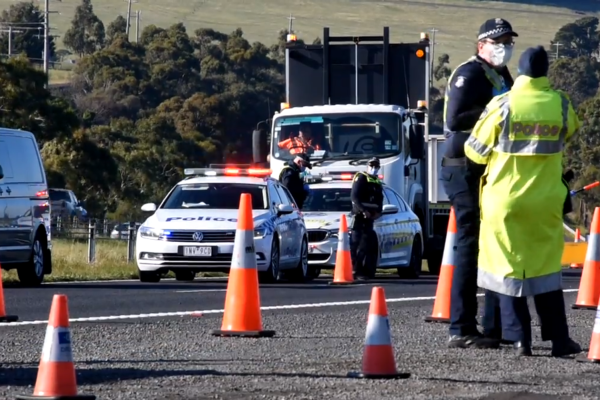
[163,230,236,243]
[307,230,329,243]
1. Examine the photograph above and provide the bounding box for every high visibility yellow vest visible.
[464,76,581,297]
[443,56,506,134]
[353,171,381,185]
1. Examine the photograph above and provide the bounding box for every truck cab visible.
[252,27,450,275]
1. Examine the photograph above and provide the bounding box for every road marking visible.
[175,289,228,293]
[0,289,580,327]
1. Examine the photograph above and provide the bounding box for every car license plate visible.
[183,246,212,257]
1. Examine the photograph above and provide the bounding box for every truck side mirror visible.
[252,128,268,164]
[409,122,425,160]
[0,164,4,180]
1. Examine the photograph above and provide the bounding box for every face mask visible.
[488,43,513,68]
[367,167,380,176]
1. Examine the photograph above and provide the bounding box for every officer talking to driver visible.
[350,157,384,280]
[441,17,518,349]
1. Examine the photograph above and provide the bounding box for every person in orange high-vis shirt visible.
[278,122,321,155]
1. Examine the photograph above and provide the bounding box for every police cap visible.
[367,157,380,168]
[478,18,518,41]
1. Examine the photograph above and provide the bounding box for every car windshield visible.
[161,183,269,210]
[49,190,70,202]
[303,188,352,212]
[271,112,401,162]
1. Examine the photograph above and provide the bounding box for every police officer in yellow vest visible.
[350,157,384,280]
[441,18,518,349]
[465,46,582,357]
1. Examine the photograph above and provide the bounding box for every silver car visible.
[304,179,424,278]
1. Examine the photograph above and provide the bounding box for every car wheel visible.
[307,266,321,280]
[17,235,46,287]
[175,270,196,282]
[398,235,422,279]
[139,270,161,283]
[287,237,309,282]
[259,239,280,284]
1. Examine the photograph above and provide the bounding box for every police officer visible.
[350,157,384,280]
[279,153,311,209]
[441,18,518,349]
[464,46,582,357]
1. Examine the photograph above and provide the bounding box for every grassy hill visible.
[1,0,597,80]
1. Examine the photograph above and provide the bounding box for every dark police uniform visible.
[350,170,383,280]
[279,155,311,209]
[441,18,517,348]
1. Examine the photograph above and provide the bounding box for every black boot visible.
[513,341,532,356]
[448,333,500,349]
[551,338,582,357]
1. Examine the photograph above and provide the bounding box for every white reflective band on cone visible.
[364,315,392,346]
[586,233,600,262]
[441,232,456,266]
[230,230,257,270]
[41,326,73,363]
[338,232,350,252]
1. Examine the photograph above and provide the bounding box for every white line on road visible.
[0,288,580,328]
[175,289,228,293]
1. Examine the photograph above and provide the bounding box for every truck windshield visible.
[303,188,352,212]
[271,112,401,162]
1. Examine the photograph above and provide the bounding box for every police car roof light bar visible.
[184,168,272,177]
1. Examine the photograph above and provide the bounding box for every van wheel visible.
[175,270,196,282]
[398,235,422,279]
[139,270,161,283]
[18,235,46,287]
[259,239,280,284]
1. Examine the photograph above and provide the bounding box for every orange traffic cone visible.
[0,268,17,322]
[571,228,584,269]
[424,207,457,323]
[348,287,410,379]
[210,193,275,338]
[329,214,355,286]
[576,305,600,363]
[573,207,600,310]
[16,294,95,400]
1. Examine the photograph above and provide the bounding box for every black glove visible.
[562,176,573,215]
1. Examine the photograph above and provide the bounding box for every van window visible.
[0,135,44,184]
[0,141,15,181]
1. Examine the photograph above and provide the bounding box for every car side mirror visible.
[141,203,157,212]
[382,204,399,215]
[0,164,4,180]
[277,204,294,215]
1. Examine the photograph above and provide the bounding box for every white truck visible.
[252,27,450,275]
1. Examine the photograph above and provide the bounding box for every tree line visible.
[0,0,598,225]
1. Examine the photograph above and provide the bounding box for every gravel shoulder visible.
[1,293,598,400]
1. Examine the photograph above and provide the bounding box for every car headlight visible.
[139,226,164,239]
[254,227,268,238]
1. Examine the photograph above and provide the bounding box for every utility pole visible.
[135,10,141,42]
[43,0,49,76]
[552,42,563,60]
[125,0,139,37]
[0,26,25,57]
[287,13,295,34]
[429,28,439,85]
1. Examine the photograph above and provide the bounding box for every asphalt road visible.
[1,270,598,400]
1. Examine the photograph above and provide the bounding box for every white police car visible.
[303,173,424,278]
[136,166,312,283]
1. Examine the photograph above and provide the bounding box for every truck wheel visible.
[398,235,422,279]
[17,234,47,287]
[139,270,161,283]
[175,270,196,282]
[426,234,445,276]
